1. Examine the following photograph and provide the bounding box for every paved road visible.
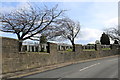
[23,56,119,78]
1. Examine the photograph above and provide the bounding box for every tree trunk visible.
[19,41,23,52]
[71,41,75,52]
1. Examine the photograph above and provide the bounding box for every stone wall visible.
[2,53,51,73]
[1,37,119,73]
[1,37,19,54]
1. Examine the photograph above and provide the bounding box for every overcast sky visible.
[0,0,118,44]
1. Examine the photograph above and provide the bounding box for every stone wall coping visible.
[0,36,18,41]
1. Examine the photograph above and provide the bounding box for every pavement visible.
[22,56,119,78]
[3,55,119,80]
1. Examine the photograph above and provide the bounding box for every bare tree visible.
[61,18,80,51]
[0,4,64,51]
[105,27,120,43]
[43,18,80,52]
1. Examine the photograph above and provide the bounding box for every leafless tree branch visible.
[0,3,65,51]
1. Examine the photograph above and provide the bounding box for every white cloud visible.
[104,17,118,28]
[74,28,103,44]
[88,41,96,44]
[75,27,115,44]
[83,2,118,29]
[76,28,102,41]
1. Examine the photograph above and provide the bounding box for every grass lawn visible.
[102,48,111,50]
[83,49,95,51]
[66,49,72,52]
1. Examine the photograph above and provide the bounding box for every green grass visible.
[83,48,111,51]
[66,49,72,52]
[102,48,111,50]
[83,49,95,51]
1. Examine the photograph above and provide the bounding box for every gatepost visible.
[47,42,57,64]
[75,44,82,53]
[111,44,119,55]
[95,44,101,58]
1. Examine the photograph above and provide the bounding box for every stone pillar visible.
[47,42,58,64]
[75,44,82,53]
[1,37,19,54]
[95,44,101,51]
[111,44,119,50]
[21,45,27,52]
[111,44,119,54]
[95,44,102,58]
[47,42,57,54]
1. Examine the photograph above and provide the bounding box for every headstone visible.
[34,46,36,52]
[30,46,32,52]
[27,45,29,52]
[38,45,41,52]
